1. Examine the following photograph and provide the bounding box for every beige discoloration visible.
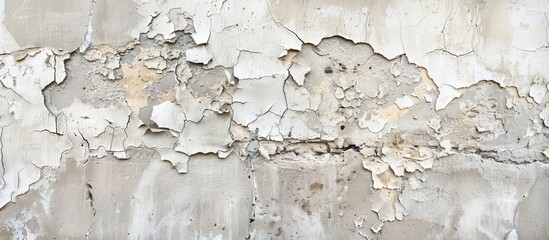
[156,87,177,102]
[121,51,162,115]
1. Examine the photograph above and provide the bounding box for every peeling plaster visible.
[0,0,548,239]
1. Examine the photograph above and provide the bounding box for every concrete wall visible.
[0,0,548,239]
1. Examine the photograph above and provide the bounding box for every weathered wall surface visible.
[0,0,548,239]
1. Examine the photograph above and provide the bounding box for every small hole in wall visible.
[340,125,345,130]
[324,67,333,74]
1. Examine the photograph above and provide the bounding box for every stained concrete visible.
[0,1,548,239]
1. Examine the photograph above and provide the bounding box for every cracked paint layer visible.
[0,0,549,239]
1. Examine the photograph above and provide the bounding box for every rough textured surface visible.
[0,0,548,239]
